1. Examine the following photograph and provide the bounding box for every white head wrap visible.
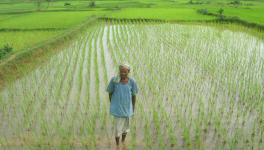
[113,62,131,83]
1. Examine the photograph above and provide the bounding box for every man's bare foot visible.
[122,142,128,150]
[115,144,120,150]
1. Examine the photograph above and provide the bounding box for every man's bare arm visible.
[132,95,136,112]
[109,93,112,102]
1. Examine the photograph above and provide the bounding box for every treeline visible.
[197,8,264,31]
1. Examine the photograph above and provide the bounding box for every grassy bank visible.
[0,17,100,90]
[0,10,106,52]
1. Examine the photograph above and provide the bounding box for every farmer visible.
[106,63,138,146]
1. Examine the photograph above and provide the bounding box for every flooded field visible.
[0,21,263,149]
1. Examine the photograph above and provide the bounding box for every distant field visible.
[0,10,105,53]
[1,0,264,55]
[1,0,264,24]
[109,8,215,20]
[207,7,264,24]
[0,11,105,29]
[0,31,62,52]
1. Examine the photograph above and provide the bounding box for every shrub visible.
[217,8,224,20]
[188,0,204,5]
[197,9,208,15]
[230,0,241,5]
[64,2,71,6]
[0,44,13,59]
[88,1,96,7]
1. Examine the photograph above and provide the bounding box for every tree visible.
[36,0,43,11]
[0,44,13,59]
[231,0,241,5]
[89,0,96,7]
[46,0,52,9]
[218,8,224,15]
[218,8,224,20]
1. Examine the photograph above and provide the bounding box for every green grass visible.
[0,31,62,52]
[1,0,264,24]
[0,10,106,29]
[207,7,264,24]
[0,14,18,21]
[0,10,107,54]
[0,1,97,13]
[109,8,215,20]
[0,2,36,13]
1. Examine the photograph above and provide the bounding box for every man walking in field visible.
[106,63,138,146]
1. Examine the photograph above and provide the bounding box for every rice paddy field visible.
[1,0,264,55]
[0,20,263,149]
[0,0,264,149]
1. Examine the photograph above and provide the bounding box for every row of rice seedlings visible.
[76,27,98,145]
[53,43,81,145]
[93,23,107,147]
[107,21,141,149]
[101,24,115,145]
[116,22,143,149]
[69,33,90,145]
[125,28,146,150]
[98,24,112,139]
[36,46,75,145]
[0,19,263,148]
[37,54,70,137]
[113,21,159,149]
[50,38,84,147]
[99,23,109,86]
[49,34,91,146]
[117,20,262,148]
[60,37,86,138]
[89,24,103,149]
[84,27,98,149]
[74,33,97,148]
[0,37,80,147]
[115,22,151,149]
[106,20,118,67]
[75,25,100,149]
[94,25,108,148]
[158,23,260,149]
[93,25,101,112]
[28,51,70,141]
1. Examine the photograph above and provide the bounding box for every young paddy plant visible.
[0,20,263,148]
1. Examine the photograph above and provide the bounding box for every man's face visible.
[119,67,129,78]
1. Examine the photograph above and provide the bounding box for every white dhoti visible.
[114,116,130,137]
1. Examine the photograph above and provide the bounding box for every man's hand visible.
[132,95,136,112]
[109,93,112,103]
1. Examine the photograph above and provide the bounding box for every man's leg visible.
[122,117,130,142]
[114,117,122,146]
[115,136,120,145]
[121,132,127,142]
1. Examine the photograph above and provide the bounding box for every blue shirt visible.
[106,76,138,117]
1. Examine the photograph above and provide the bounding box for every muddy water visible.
[0,21,263,149]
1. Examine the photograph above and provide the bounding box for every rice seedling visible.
[0,20,263,149]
